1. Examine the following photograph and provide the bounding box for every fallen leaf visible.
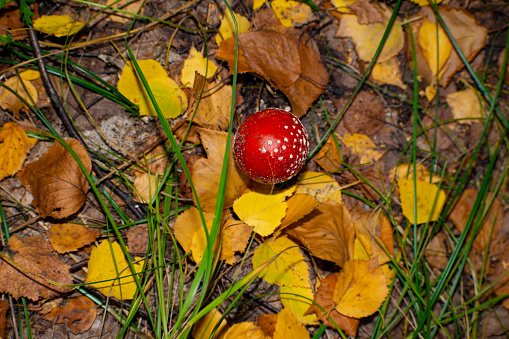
[342,91,385,136]
[446,88,484,124]
[0,235,73,301]
[352,209,394,265]
[330,0,355,13]
[253,0,268,10]
[314,135,343,173]
[280,285,318,325]
[389,163,441,183]
[224,322,265,339]
[348,0,383,24]
[33,15,84,37]
[294,171,342,203]
[216,11,251,45]
[305,272,360,336]
[271,0,314,28]
[18,138,92,219]
[398,178,446,224]
[0,122,31,180]
[180,46,219,88]
[217,30,328,117]
[105,0,142,23]
[409,0,443,5]
[449,188,503,253]
[192,308,229,339]
[191,128,250,212]
[118,59,188,118]
[424,231,450,271]
[47,223,100,254]
[233,187,295,237]
[280,194,320,230]
[174,207,218,264]
[133,172,160,203]
[0,300,8,339]
[372,58,406,89]
[127,223,149,254]
[42,297,96,334]
[286,202,355,266]
[338,133,385,164]
[191,80,232,130]
[85,240,145,300]
[274,308,309,338]
[411,6,488,89]
[221,214,252,265]
[335,3,404,62]
[0,70,38,116]
[333,258,389,318]
[252,235,310,288]
[258,314,278,337]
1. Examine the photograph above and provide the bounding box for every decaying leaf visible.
[305,272,360,336]
[333,258,389,318]
[191,80,232,130]
[343,91,385,137]
[252,235,310,288]
[105,0,142,23]
[180,46,219,88]
[398,178,446,224]
[85,240,145,300]
[338,133,386,164]
[192,308,229,339]
[294,171,342,203]
[271,0,314,28]
[18,138,92,219]
[216,11,251,45]
[286,202,355,266]
[234,187,295,237]
[335,3,404,62]
[0,300,8,339]
[0,235,73,301]
[217,30,328,117]
[33,15,84,37]
[191,128,250,212]
[274,307,310,338]
[314,135,343,173]
[372,58,406,89]
[47,223,100,254]
[0,122,32,180]
[126,223,149,254]
[42,297,96,334]
[0,70,39,116]
[280,285,318,325]
[446,88,484,124]
[221,214,252,265]
[118,59,188,118]
[352,210,394,265]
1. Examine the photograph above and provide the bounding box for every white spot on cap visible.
[289,154,293,159]
[292,125,296,129]
[284,125,288,129]
[284,137,288,142]
[278,156,283,161]
[261,147,266,153]
[293,145,296,148]
[274,148,278,153]
[282,145,287,150]
[277,140,281,143]
[267,139,273,145]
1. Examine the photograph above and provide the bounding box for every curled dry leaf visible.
[0,235,73,301]
[18,138,92,219]
[305,272,360,336]
[352,210,394,265]
[42,297,96,334]
[0,122,31,180]
[286,202,355,267]
[191,128,251,212]
[47,223,100,254]
[217,30,328,117]
[0,70,39,117]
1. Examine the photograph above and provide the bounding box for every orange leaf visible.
[0,122,31,180]
[221,213,252,265]
[352,210,394,265]
[42,297,96,334]
[47,223,100,254]
[274,308,309,338]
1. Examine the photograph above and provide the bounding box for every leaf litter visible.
[0,0,507,337]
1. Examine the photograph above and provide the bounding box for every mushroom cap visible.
[233,108,309,184]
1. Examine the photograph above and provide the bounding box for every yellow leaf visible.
[252,235,310,288]
[398,178,446,224]
[191,80,232,130]
[221,215,252,265]
[224,322,266,339]
[19,70,40,81]
[353,237,370,260]
[280,285,318,325]
[271,0,314,28]
[408,0,443,6]
[446,88,484,124]
[333,259,389,318]
[0,70,38,115]
[372,58,406,89]
[418,18,453,78]
[33,15,84,37]
[330,0,356,14]
[280,194,319,230]
[274,308,309,339]
[174,207,217,264]
[335,4,404,62]
[85,241,145,300]
[353,210,394,265]
[117,59,187,118]
[133,173,160,203]
[0,122,31,180]
[295,171,342,203]
[192,308,229,339]
[215,11,251,46]
[181,46,219,87]
[389,163,441,183]
[234,187,295,237]
[338,133,385,164]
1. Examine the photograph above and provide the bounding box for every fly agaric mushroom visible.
[233,108,309,184]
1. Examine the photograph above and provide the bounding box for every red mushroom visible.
[233,108,309,184]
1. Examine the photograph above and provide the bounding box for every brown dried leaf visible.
[352,209,394,265]
[258,313,278,338]
[286,202,355,266]
[217,31,328,117]
[314,135,343,173]
[305,273,359,336]
[191,80,232,130]
[42,297,96,334]
[221,214,252,265]
[424,231,450,271]
[349,0,383,24]
[343,91,384,136]
[47,223,100,254]
[0,1,39,40]
[0,300,8,339]
[0,235,73,301]
[191,128,251,212]
[127,223,149,254]
[18,138,92,219]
